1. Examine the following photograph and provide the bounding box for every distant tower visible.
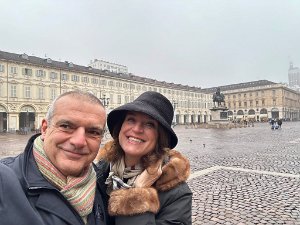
[288,61,300,88]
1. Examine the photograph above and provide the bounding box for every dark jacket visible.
[0,134,111,225]
[95,141,193,225]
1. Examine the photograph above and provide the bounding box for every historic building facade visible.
[0,50,212,132]
[88,59,128,74]
[204,80,300,122]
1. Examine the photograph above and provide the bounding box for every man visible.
[1,91,110,225]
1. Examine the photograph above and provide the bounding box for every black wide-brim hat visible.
[107,91,178,149]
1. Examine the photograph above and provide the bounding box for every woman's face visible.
[119,111,159,166]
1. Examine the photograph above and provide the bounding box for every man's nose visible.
[69,127,87,147]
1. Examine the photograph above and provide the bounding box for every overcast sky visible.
[1,0,300,88]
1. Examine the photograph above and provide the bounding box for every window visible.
[244,93,246,97]
[0,64,5,73]
[61,74,69,81]
[100,80,107,86]
[117,95,122,104]
[10,85,17,97]
[82,76,89,83]
[36,69,45,77]
[71,74,79,82]
[50,88,56,100]
[108,80,114,87]
[272,90,276,96]
[10,66,17,74]
[239,102,241,107]
[244,101,247,107]
[262,99,265,106]
[50,72,58,80]
[38,87,44,99]
[22,68,32,76]
[125,95,129,103]
[256,101,259,106]
[273,99,276,105]
[24,86,31,98]
[91,78,98,84]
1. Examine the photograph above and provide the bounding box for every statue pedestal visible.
[209,107,230,128]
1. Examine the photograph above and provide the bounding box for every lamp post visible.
[100,94,110,108]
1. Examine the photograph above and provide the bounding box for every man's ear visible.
[40,119,48,140]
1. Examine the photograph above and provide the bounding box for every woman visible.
[95,91,192,225]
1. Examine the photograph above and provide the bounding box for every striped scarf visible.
[33,136,96,224]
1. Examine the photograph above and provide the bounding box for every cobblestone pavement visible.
[1,122,300,224]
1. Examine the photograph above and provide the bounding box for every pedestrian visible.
[94,91,192,225]
[1,90,111,225]
[277,118,282,128]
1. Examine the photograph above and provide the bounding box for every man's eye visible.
[60,124,70,129]
[87,130,103,138]
[58,124,73,132]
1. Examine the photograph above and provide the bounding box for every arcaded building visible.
[0,50,212,132]
[204,80,300,121]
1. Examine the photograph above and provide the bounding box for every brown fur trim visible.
[155,150,190,191]
[95,141,116,163]
[108,187,160,216]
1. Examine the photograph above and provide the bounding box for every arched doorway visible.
[228,111,233,120]
[271,108,279,119]
[237,110,244,122]
[248,109,256,121]
[260,108,268,122]
[0,105,8,132]
[19,106,36,132]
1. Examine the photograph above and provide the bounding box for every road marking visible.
[188,166,300,180]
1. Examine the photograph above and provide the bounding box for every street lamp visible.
[100,94,110,108]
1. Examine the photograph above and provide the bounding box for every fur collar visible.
[95,141,190,192]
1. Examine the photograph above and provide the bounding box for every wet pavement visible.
[1,122,300,224]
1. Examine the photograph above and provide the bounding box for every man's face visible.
[41,95,106,177]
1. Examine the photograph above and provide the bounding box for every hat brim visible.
[107,102,178,149]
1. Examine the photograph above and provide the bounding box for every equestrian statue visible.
[213,87,225,107]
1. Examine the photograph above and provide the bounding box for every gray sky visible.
[1,0,300,88]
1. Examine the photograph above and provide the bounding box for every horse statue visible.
[213,87,225,107]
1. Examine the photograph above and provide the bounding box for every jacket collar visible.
[96,141,190,191]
